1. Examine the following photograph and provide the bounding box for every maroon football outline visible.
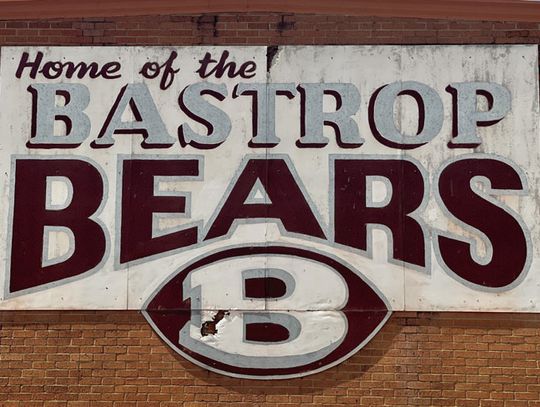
[143,245,391,379]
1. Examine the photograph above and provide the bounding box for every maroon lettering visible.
[10,159,106,293]
[204,159,325,240]
[16,51,121,80]
[437,158,528,288]
[334,158,426,268]
[16,51,43,79]
[120,159,199,263]
[101,62,122,79]
[139,51,179,90]
[196,50,257,79]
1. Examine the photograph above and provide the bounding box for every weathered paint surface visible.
[0,45,537,377]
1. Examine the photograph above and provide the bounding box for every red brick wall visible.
[0,14,539,46]
[2,312,540,406]
[1,12,540,407]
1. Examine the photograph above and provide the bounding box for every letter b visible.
[9,158,106,293]
[179,254,348,369]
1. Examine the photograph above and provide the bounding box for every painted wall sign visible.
[0,45,538,378]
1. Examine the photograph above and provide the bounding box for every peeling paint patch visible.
[201,309,229,336]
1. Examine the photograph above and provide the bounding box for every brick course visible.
[3,312,540,406]
[1,12,540,406]
[0,14,539,45]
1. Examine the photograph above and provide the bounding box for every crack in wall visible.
[266,45,279,73]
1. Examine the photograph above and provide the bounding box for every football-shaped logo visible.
[143,245,390,379]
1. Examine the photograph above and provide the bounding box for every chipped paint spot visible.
[201,310,229,336]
